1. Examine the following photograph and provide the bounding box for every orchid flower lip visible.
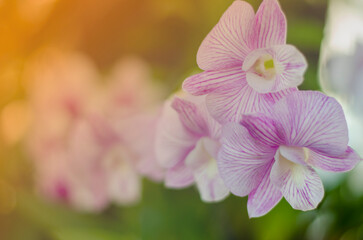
[240,45,305,94]
[277,145,310,166]
[185,137,220,170]
[246,53,277,80]
[205,158,218,178]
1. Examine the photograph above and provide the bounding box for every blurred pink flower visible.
[100,57,165,182]
[183,0,307,123]
[101,57,163,117]
[26,50,163,211]
[155,95,229,202]
[68,116,141,207]
[121,112,165,181]
[218,91,361,217]
[25,50,105,211]
[26,49,99,140]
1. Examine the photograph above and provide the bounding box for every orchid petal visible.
[118,112,164,181]
[102,147,141,205]
[184,137,227,202]
[155,101,197,168]
[197,1,254,70]
[271,153,324,211]
[241,114,284,146]
[308,147,361,172]
[207,82,296,123]
[273,45,307,90]
[266,91,349,156]
[107,163,141,205]
[194,160,230,202]
[202,137,221,159]
[182,67,244,95]
[172,95,221,139]
[172,97,208,136]
[185,138,220,169]
[165,161,194,189]
[218,123,275,197]
[247,162,282,218]
[253,0,287,48]
[185,138,212,169]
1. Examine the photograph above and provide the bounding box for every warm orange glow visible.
[1,100,31,145]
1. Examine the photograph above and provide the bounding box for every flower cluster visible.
[27,50,164,211]
[27,0,361,218]
[156,0,361,217]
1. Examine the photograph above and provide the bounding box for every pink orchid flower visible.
[68,116,142,207]
[183,0,307,123]
[31,117,114,212]
[25,49,99,140]
[102,57,163,117]
[27,52,162,210]
[100,57,165,181]
[35,114,142,212]
[25,50,110,211]
[155,95,229,202]
[218,91,361,217]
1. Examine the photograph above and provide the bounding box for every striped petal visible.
[206,81,296,123]
[271,152,324,211]
[253,0,287,49]
[247,162,282,218]
[218,123,275,197]
[172,97,208,136]
[182,67,244,95]
[197,1,254,70]
[241,114,284,146]
[273,45,307,90]
[155,101,197,168]
[265,91,349,156]
[308,147,361,172]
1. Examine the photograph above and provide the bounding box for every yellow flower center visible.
[253,54,277,80]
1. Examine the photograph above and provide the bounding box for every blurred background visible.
[0,0,362,239]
